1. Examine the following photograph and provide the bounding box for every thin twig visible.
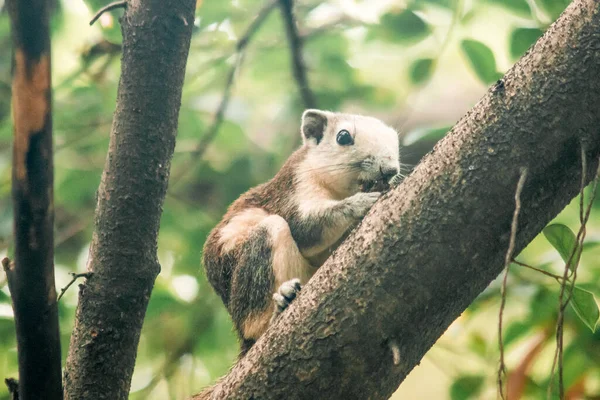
[278,0,317,109]
[497,168,528,400]
[511,259,565,281]
[562,160,599,308]
[548,150,600,400]
[193,51,244,161]
[236,0,279,52]
[57,272,93,301]
[169,0,278,188]
[89,1,127,26]
[169,48,244,189]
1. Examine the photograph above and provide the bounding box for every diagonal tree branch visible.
[63,1,196,399]
[5,0,62,398]
[193,0,600,398]
[278,0,317,109]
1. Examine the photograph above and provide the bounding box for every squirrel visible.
[202,109,400,355]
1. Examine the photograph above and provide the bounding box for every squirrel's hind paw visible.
[272,278,302,318]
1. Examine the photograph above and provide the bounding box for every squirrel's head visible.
[298,109,400,198]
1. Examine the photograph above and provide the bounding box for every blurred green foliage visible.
[0,0,598,399]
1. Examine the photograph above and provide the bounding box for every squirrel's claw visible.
[272,278,302,317]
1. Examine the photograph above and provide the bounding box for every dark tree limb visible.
[5,0,62,398]
[193,0,600,398]
[62,1,196,399]
[278,0,317,109]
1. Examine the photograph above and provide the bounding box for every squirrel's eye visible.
[336,129,354,146]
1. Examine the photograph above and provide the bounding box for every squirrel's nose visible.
[380,165,399,181]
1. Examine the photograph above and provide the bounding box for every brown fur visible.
[203,147,325,346]
[203,147,311,303]
[202,110,400,353]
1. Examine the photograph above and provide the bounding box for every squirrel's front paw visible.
[389,173,403,188]
[346,192,381,218]
[272,278,302,317]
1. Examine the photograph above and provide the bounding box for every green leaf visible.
[509,28,544,60]
[460,39,503,85]
[576,282,600,299]
[468,333,487,357]
[460,9,477,25]
[409,58,434,85]
[503,321,532,346]
[560,343,592,389]
[450,375,485,400]
[369,10,430,44]
[582,240,600,252]
[543,223,581,266]
[570,286,599,332]
[487,0,532,17]
[529,287,558,324]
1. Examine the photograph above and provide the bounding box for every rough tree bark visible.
[62,1,195,399]
[194,0,600,398]
[4,0,62,398]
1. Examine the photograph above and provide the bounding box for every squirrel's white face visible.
[298,109,400,198]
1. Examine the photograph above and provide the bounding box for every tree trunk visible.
[62,1,195,399]
[4,0,62,398]
[193,0,600,398]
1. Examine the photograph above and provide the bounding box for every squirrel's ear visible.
[301,109,328,145]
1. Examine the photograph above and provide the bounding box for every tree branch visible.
[5,0,62,397]
[63,1,196,399]
[57,272,93,302]
[89,0,127,26]
[236,0,278,53]
[278,0,317,109]
[193,1,600,398]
